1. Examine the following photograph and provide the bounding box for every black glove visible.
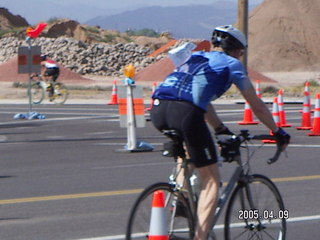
[215,124,234,135]
[273,127,290,151]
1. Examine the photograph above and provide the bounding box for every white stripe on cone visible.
[308,93,320,136]
[297,91,312,130]
[278,89,291,127]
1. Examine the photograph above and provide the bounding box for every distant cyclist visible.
[40,54,60,99]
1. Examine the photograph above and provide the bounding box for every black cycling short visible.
[44,68,60,81]
[150,99,218,168]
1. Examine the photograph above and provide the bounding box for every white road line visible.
[77,214,320,240]
[94,142,320,148]
[75,215,320,240]
[91,161,172,170]
[94,142,162,146]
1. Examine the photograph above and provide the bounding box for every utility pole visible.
[237,0,249,70]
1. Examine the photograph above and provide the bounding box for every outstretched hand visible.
[273,127,290,151]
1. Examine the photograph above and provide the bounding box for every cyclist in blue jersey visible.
[150,25,290,240]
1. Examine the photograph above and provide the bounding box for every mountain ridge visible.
[86,3,242,39]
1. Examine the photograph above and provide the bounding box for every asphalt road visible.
[0,102,319,240]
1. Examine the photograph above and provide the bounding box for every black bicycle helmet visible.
[40,54,47,61]
[211,25,247,51]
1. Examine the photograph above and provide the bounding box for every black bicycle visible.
[126,129,287,240]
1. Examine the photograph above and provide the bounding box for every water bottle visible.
[40,81,46,88]
[168,42,196,67]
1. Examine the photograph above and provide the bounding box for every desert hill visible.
[0,8,27,30]
[248,0,320,72]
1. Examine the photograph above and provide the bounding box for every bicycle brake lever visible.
[267,146,282,164]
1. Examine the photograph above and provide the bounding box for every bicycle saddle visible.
[162,129,181,139]
[161,129,186,158]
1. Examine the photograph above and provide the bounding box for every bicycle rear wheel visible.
[225,174,286,240]
[53,82,68,104]
[126,182,195,240]
[30,82,45,104]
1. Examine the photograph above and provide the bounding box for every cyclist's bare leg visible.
[194,163,220,240]
[44,76,55,98]
[175,157,185,186]
[175,154,195,188]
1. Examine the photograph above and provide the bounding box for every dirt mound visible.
[45,20,88,42]
[0,56,92,83]
[248,0,320,71]
[0,8,28,30]
[247,67,276,83]
[134,36,172,50]
[135,57,175,82]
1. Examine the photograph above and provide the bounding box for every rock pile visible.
[0,37,162,76]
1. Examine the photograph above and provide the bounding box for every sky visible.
[9,0,263,9]
[2,0,264,24]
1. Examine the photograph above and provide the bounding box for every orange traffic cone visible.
[272,97,281,127]
[238,101,259,125]
[296,91,312,130]
[256,80,262,98]
[263,97,280,143]
[300,81,313,113]
[108,80,118,105]
[148,191,169,240]
[146,82,157,111]
[308,93,320,136]
[305,81,311,106]
[278,89,291,127]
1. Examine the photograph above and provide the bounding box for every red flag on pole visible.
[26,23,47,38]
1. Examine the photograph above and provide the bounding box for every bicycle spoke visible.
[261,226,282,240]
[224,175,286,240]
[53,83,68,104]
[232,228,248,239]
[126,183,194,240]
[29,82,44,104]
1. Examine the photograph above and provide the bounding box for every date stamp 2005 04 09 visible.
[238,209,289,220]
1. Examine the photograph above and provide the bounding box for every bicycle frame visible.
[211,165,244,228]
[169,157,198,219]
[170,143,256,238]
[170,155,246,232]
[37,79,49,90]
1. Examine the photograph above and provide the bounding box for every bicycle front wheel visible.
[126,182,195,240]
[29,82,45,104]
[53,82,68,104]
[225,174,286,240]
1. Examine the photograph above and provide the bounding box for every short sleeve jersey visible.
[152,51,252,111]
[44,59,58,68]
